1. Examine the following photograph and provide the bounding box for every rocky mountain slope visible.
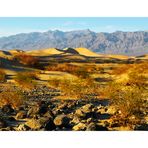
[0,30,148,55]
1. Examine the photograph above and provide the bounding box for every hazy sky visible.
[0,17,148,37]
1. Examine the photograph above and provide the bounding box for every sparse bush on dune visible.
[111,62,148,76]
[0,70,6,82]
[104,82,146,128]
[128,72,147,88]
[46,63,78,72]
[125,62,148,87]
[0,86,24,109]
[15,53,39,67]
[72,67,90,79]
[102,62,148,128]
[111,64,133,75]
[46,63,91,79]
[48,78,61,88]
[132,62,148,73]
[15,71,38,89]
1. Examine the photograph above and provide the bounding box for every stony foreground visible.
[0,85,148,131]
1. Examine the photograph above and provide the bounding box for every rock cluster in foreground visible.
[0,86,147,131]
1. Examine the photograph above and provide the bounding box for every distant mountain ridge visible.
[0,29,148,55]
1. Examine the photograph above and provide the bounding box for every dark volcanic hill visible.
[0,29,148,55]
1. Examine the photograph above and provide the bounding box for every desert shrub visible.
[15,53,39,67]
[128,72,147,88]
[111,64,133,75]
[104,82,147,128]
[15,71,38,88]
[46,63,90,79]
[0,88,24,109]
[48,78,62,88]
[82,64,100,73]
[103,67,147,128]
[124,62,148,88]
[72,67,90,79]
[49,77,100,99]
[132,62,148,74]
[46,63,78,72]
[0,70,6,82]
[111,62,148,76]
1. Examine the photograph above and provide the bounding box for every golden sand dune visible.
[63,48,79,54]
[9,49,24,55]
[136,54,148,59]
[27,48,64,56]
[0,50,12,56]
[75,47,102,57]
[106,54,130,59]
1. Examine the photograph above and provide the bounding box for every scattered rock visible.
[43,110,54,119]
[38,117,55,131]
[81,104,94,114]
[71,116,81,124]
[0,119,7,128]
[96,105,106,114]
[86,122,97,131]
[2,105,14,114]
[54,114,70,127]
[75,104,94,119]
[134,124,148,131]
[86,118,93,123]
[96,125,108,131]
[25,119,43,130]
[44,120,56,131]
[75,108,85,118]
[57,102,68,110]
[17,124,30,131]
[16,111,27,120]
[106,106,116,115]
[8,117,16,122]
[73,123,86,131]
[27,106,40,117]
[38,101,48,115]
[52,109,63,116]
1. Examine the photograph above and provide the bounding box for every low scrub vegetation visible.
[46,63,78,72]
[15,53,39,67]
[49,77,100,99]
[46,63,93,79]
[0,70,6,82]
[103,62,148,128]
[0,87,24,109]
[15,71,38,88]
[105,82,146,128]
[111,62,148,76]
[111,64,133,75]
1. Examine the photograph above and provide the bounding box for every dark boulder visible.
[0,118,7,128]
[54,114,70,127]
[73,122,86,131]
[86,122,97,131]
[16,111,27,120]
[2,105,14,114]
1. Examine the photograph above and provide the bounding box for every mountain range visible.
[0,29,148,55]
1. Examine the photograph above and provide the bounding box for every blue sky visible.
[0,17,148,37]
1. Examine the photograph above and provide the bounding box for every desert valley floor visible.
[0,47,148,131]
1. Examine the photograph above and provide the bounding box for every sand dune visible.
[0,50,12,57]
[27,48,64,56]
[136,54,148,59]
[26,47,103,57]
[75,47,102,57]
[0,48,147,60]
[9,49,24,55]
[106,54,130,59]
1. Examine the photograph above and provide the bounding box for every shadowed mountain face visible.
[0,30,148,55]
